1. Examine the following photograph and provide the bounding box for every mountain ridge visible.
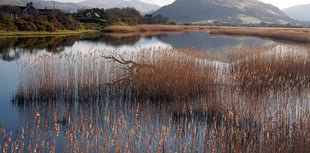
[155,0,294,24]
[283,3,310,21]
[78,0,160,14]
[0,0,160,13]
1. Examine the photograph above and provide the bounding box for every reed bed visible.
[230,45,310,92]
[14,48,219,102]
[1,45,310,152]
[103,24,210,33]
[210,27,310,43]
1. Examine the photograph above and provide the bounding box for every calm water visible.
[0,32,309,152]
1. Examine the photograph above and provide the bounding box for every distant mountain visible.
[155,0,294,24]
[283,4,310,21]
[0,0,86,13]
[0,0,23,5]
[78,0,160,14]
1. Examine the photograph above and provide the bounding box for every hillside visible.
[79,0,160,14]
[283,4,310,21]
[0,0,23,5]
[0,0,85,13]
[155,0,294,24]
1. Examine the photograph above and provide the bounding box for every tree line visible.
[0,5,170,32]
[74,7,170,26]
[0,6,80,32]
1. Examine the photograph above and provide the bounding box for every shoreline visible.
[0,30,98,37]
[102,24,211,33]
[1,25,310,44]
[103,24,310,43]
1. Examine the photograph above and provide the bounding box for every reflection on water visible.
[79,33,141,47]
[0,31,276,61]
[0,36,79,61]
[155,32,275,52]
[1,46,309,152]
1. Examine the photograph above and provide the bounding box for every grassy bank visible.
[0,29,98,37]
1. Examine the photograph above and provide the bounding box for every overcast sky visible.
[54,0,310,9]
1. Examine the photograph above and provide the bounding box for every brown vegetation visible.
[14,48,216,101]
[229,45,310,92]
[103,25,310,45]
[74,8,170,27]
[210,26,310,43]
[0,10,80,32]
[102,24,211,33]
[101,49,216,100]
[2,45,310,152]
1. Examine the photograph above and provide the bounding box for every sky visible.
[53,0,310,9]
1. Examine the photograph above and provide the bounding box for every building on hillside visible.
[38,8,55,15]
[19,2,39,16]
[142,14,154,24]
[0,2,55,17]
[20,2,37,13]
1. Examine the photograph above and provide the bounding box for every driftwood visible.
[101,55,157,87]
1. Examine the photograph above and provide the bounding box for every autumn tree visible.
[105,7,141,25]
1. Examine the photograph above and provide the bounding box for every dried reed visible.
[1,45,309,152]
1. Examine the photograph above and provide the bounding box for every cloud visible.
[52,0,309,8]
[260,0,310,9]
[138,0,175,6]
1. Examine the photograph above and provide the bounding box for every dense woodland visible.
[0,5,170,32]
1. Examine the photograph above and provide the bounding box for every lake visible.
[0,32,309,152]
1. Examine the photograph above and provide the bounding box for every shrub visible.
[24,22,37,31]
[46,24,57,32]
[0,13,17,31]
[36,24,46,31]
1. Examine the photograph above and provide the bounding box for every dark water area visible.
[0,32,274,61]
[0,32,309,152]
